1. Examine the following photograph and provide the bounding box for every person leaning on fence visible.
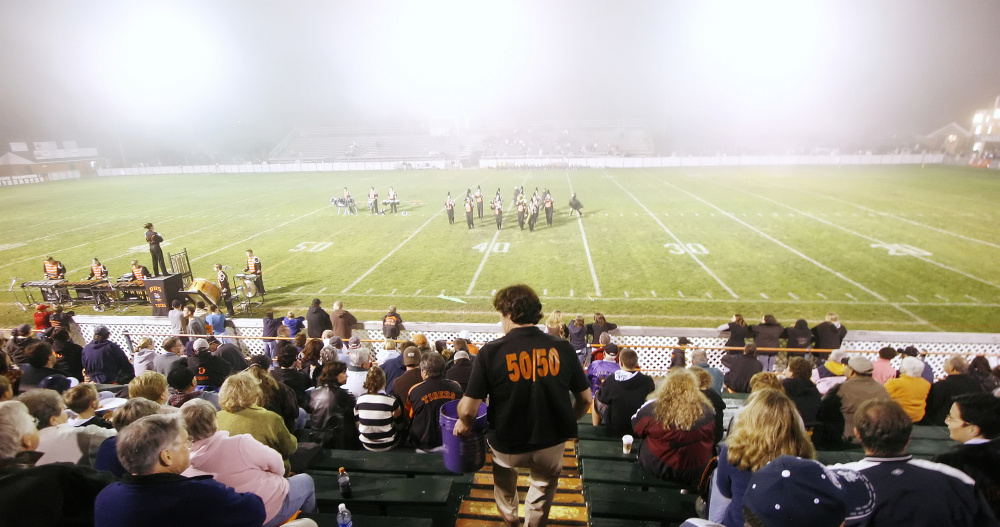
[454,284,591,527]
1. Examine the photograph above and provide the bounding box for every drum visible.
[235,274,258,298]
[187,278,222,305]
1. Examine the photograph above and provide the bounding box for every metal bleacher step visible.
[455,440,588,526]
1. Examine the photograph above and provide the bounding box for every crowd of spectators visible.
[1,295,999,527]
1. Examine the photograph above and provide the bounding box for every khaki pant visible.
[490,442,565,527]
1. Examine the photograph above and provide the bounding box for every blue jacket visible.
[95,472,265,527]
[81,338,132,384]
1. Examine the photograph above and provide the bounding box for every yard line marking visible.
[569,289,574,297]
[935,294,949,302]
[742,189,1000,290]
[318,287,327,294]
[193,206,327,263]
[846,293,858,301]
[651,290,657,297]
[294,286,303,293]
[389,289,395,295]
[788,292,799,300]
[465,228,502,295]
[414,289,422,296]
[817,293,827,299]
[966,295,980,303]
[906,295,919,302]
[653,177,939,330]
[610,175,737,298]
[678,291,685,298]
[366,288,373,294]
[492,289,497,296]
[760,293,769,299]
[341,208,442,293]
[705,292,712,299]
[543,289,548,296]
[624,290,629,298]
[793,188,1000,250]
[441,289,446,295]
[567,172,602,297]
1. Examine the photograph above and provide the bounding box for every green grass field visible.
[2,165,998,333]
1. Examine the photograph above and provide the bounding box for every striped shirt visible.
[355,392,399,451]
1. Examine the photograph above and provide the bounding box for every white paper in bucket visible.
[439,400,488,474]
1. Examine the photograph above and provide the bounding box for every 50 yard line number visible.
[290,242,332,252]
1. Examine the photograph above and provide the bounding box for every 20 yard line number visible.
[290,242,332,252]
[474,242,509,253]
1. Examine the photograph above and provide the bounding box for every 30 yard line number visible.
[290,242,332,252]
[664,243,708,255]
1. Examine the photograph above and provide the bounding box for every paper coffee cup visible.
[622,434,633,454]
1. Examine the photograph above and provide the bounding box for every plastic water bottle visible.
[337,503,352,527]
[338,467,352,498]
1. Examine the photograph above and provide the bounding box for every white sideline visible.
[342,209,443,293]
[655,176,938,329]
[793,188,1000,250]
[743,189,1000,291]
[609,175,738,299]
[567,172,602,297]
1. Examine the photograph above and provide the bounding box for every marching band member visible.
[465,197,475,229]
[528,200,539,232]
[544,190,554,226]
[343,187,351,200]
[387,186,398,213]
[143,222,168,276]
[130,260,152,281]
[213,263,236,317]
[493,197,503,230]
[517,195,527,230]
[244,249,265,295]
[369,186,380,215]
[42,256,66,280]
[87,258,108,279]
[445,193,455,224]
[474,185,484,220]
[569,192,584,217]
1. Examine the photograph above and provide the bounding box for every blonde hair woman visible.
[710,388,815,527]
[217,371,297,472]
[132,337,157,376]
[544,310,566,338]
[631,369,716,486]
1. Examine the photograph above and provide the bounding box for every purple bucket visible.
[439,400,488,474]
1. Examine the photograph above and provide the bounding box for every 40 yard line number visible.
[474,242,509,253]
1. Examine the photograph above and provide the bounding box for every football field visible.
[2,165,998,333]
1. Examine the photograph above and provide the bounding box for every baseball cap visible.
[402,346,421,367]
[453,350,470,361]
[193,338,209,351]
[743,456,875,527]
[248,354,272,369]
[39,374,73,393]
[94,326,111,338]
[348,335,362,349]
[847,355,874,374]
[604,342,619,357]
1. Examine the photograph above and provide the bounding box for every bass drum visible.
[187,278,222,306]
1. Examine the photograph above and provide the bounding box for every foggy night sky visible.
[1,0,999,157]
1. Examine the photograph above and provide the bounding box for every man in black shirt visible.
[593,348,655,437]
[187,338,231,389]
[454,284,591,527]
[406,353,462,452]
[143,223,168,276]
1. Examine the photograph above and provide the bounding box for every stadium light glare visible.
[994,109,1000,119]
[99,5,224,122]
[975,126,982,135]
[973,114,984,123]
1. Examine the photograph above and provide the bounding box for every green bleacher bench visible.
[311,449,455,476]
[580,459,686,490]
[910,426,951,440]
[586,482,698,525]
[587,518,664,527]
[816,450,865,465]
[576,424,621,441]
[312,473,452,509]
[301,512,433,527]
[577,439,640,461]
[905,438,957,457]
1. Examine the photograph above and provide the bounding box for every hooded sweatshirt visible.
[81,339,132,384]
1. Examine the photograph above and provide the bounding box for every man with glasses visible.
[935,393,1000,518]
[95,414,267,527]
